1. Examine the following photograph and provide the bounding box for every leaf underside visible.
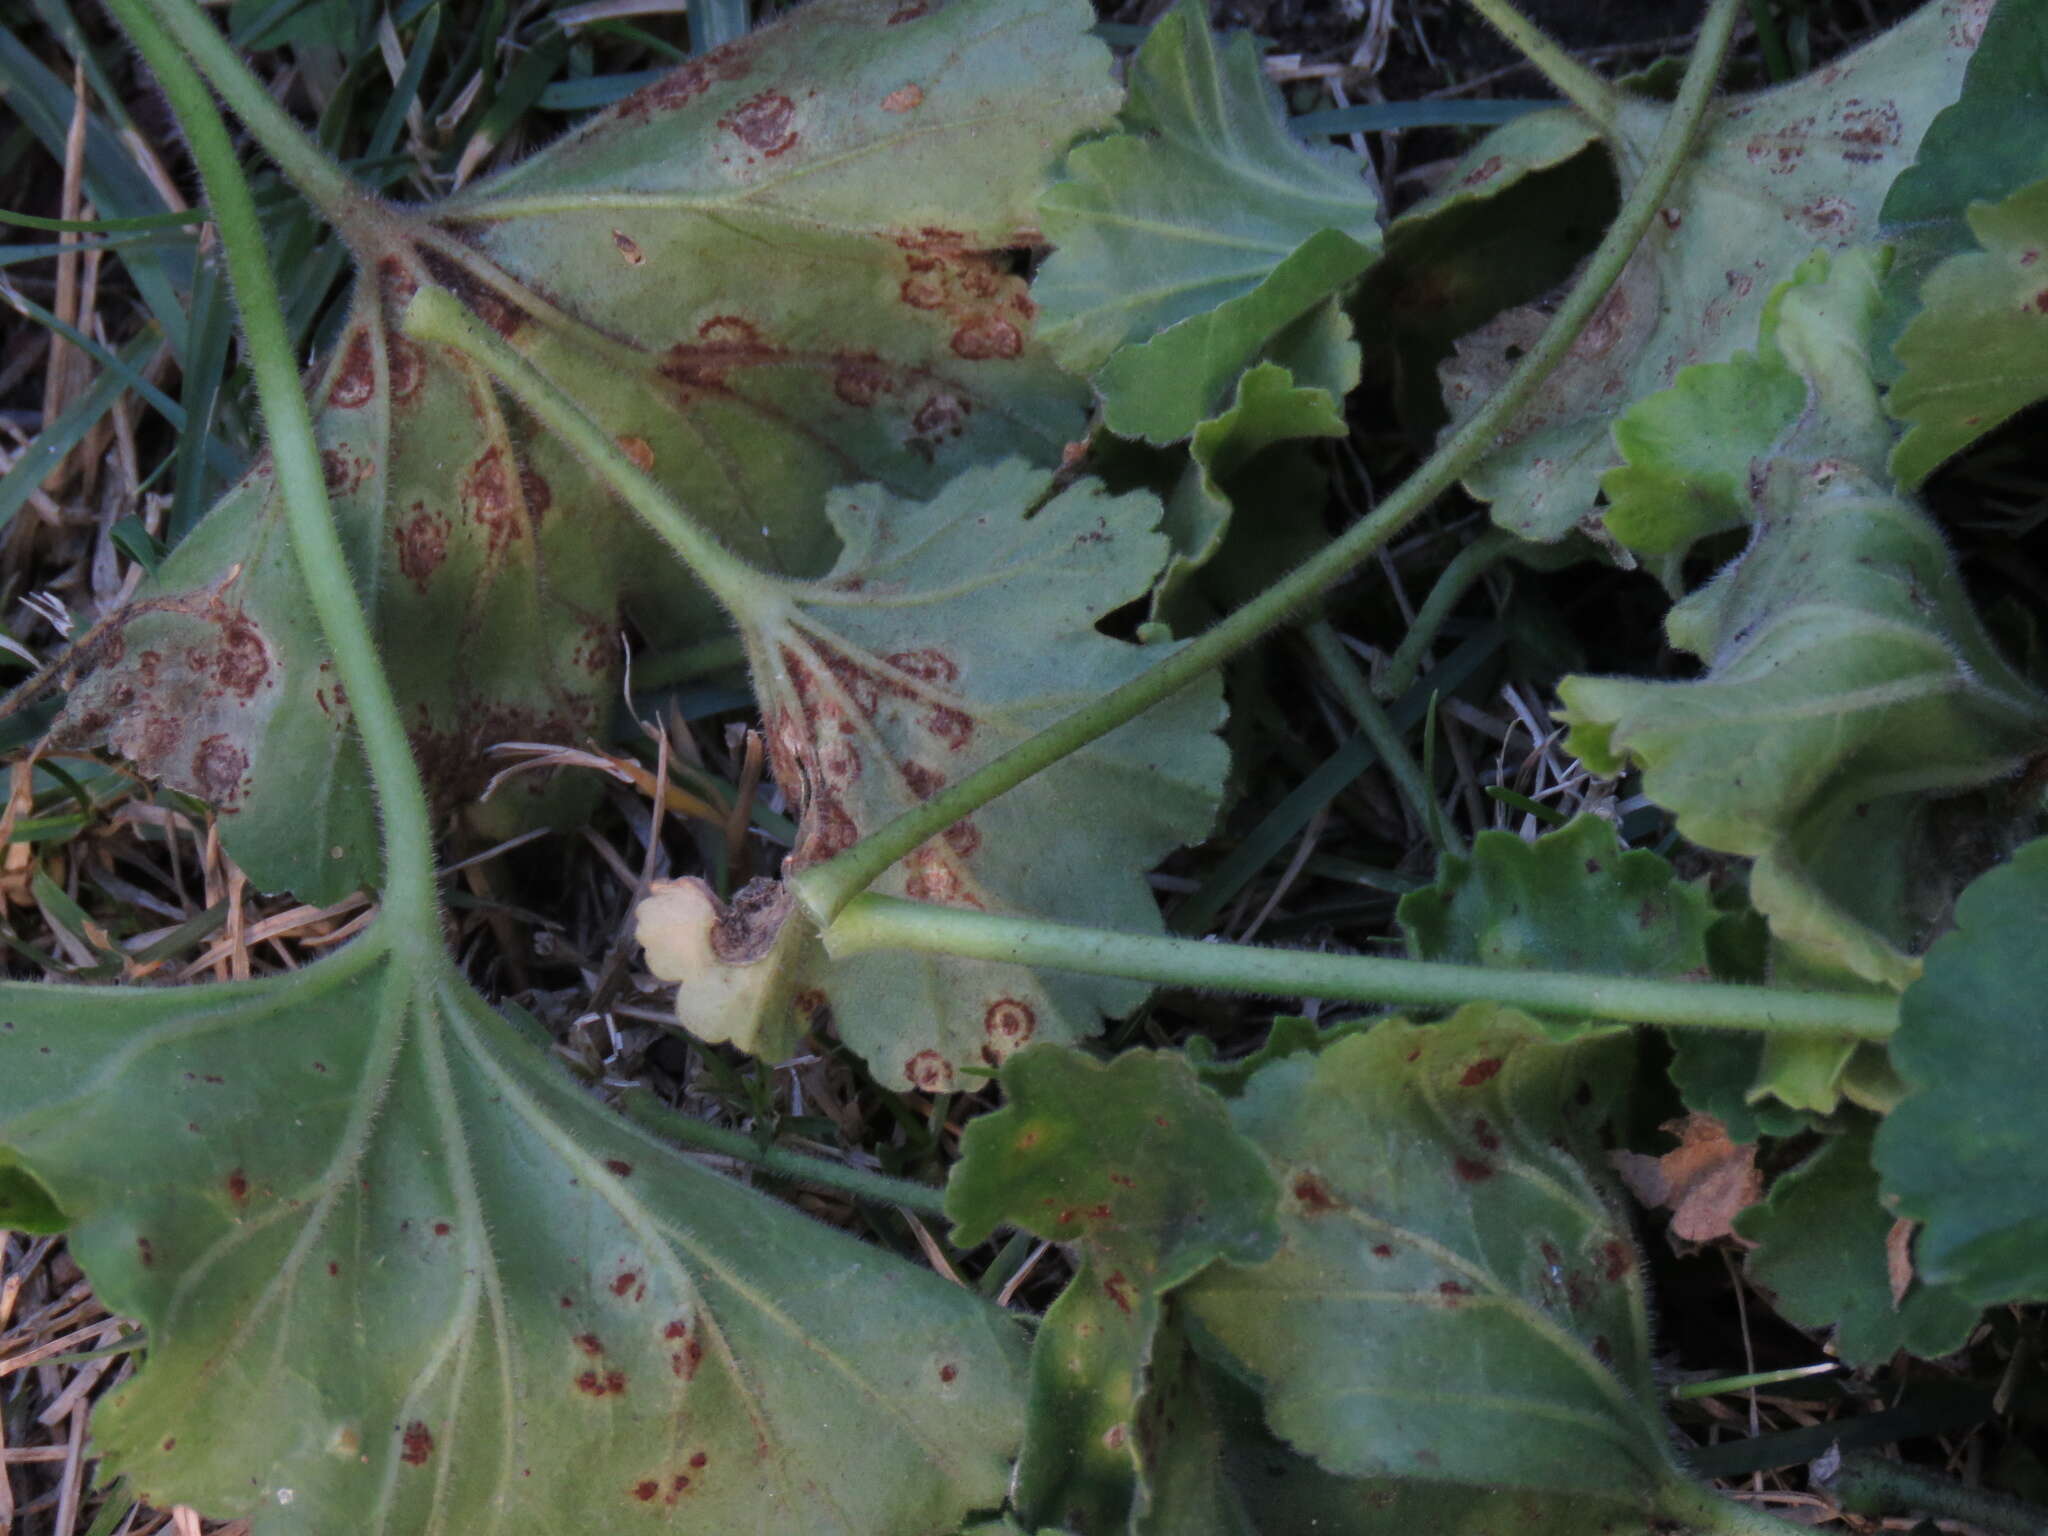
[1439,0,1986,541]
[49,0,1114,901]
[1178,1008,1669,1500]
[0,934,1026,1534]
[643,460,1228,1090]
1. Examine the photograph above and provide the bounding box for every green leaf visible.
[637,460,1227,1088]
[1034,0,1381,444]
[1737,1122,1980,1366]
[1355,106,1613,432]
[1560,248,2048,992]
[51,0,1113,899]
[1398,814,1716,1031]
[1889,176,2048,486]
[1154,350,1350,620]
[948,1046,1278,1533]
[1877,0,2048,353]
[1439,1,1984,540]
[1178,1007,1670,1497]
[1875,836,2048,1305]
[1121,1324,1675,1535]
[0,928,1026,1532]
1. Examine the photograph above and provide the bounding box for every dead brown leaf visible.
[1611,1113,1763,1245]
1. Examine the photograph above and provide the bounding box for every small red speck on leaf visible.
[1473,1118,1501,1152]
[1603,1241,1632,1281]
[1454,1157,1495,1183]
[400,1422,433,1465]
[1372,1244,1394,1258]
[1460,1058,1503,1087]
[226,1169,248,1201]
[690,1452,708,1469]
[612,1271,638,1297]
[938,1363,958,1384]
[1292,1173,1340,1212]
[1438,1281,1470,1300]
[634,1480,659,1502]
[433,1223,451,1237]
[606,1160,634,1177]
[1102,1271,1134,1315]
[575,1334,604,1357]
[328,1261,339,1277]
[881,84,923,112]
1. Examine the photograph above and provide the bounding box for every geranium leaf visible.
[1878,0,2048,349]
[1119,1321,1672,1535]
[637,460,1227,1088]
[1398,814,1716,1033]
[1034,0,1381,444]
[48,0,1111,900]
[0,930,1026,1533]
[1357,106,1612,433]
[1439,1,1984,540]
[1155,351,1350,620]
[1178,1007,1666,1497]
[1875,836,2048,1305]
[1737,1122,1980,1366]
[948,1046,1278,1533]
[1888,176,2048,485]
[1560,248,2048,993]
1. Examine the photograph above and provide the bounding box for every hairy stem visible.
[112,0,439,930]
[792,0,1744,928]
[400,287,784,623]
[139,0,370,227]
[1463,0,1624,138]
[1655,1478,1812,1536]
[1307,620,1463,859]
[822,895,1898,1039]
[1823,1453,2048,1535]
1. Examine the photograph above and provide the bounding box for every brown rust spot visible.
[400,1422,434,1465]
[387,335,426,401]
[1454,1156,1495,1183]
[605,1159,634,1178]
[832,353,892,406]
[1102,1271,1134,1314]
[924,705,973,749]
[899,760,945,800]
[394,505,451,592]
[881,84,923,112]
[634,1480,659,1502]
[950,316,1023,360]
[1291,1173,1340,1213]
[575,1333,604,1357]
[905,1049,954,1092]
[463,445,524,557]
[225,1169,248,1202]
[1460,1057,1503,1088]
[983,999,1035,1049]
[618,435,655,471]
[721,90,797,156]
[611,1270,639,1298]
[328,330,375,407]
[615,43,752,119]
[191,736,248,805]
[612,229,646,265]
[1459,154,1503,187]
[943,819,980,858]
[1602,1240,1632,1281]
